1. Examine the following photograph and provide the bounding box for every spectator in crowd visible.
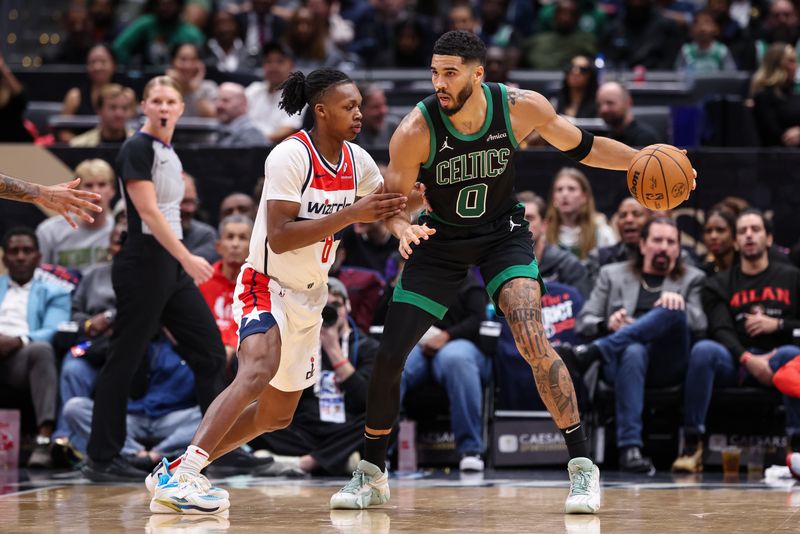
[545,167,617,261]
[181,173,219,264]
[737,0,798,71]
[518,191,593,299]
[348,0,417,67]
[596,81,662,147]
[0,227,71,468]
[448,3,479,33]
[484,46,515,85]
[524,0,597,70]
[48,4,95,65]
[306,0,355,52]
[60,333,203,467]
[537,0,607,38]
[354,85,401,149]
[112,0,205,69]
[601,0,686,69]
[69,84,135,147]
[751,43,800,147]
[51,223,125,460]
[283,6,346,70]
[334,220,399,281]
[183,0,213,28]
[0,53,34,143]
[707,0,747,49]
[245,42,303,144]
[478,0,523,67]
[166,43,218,118]
[673,209,800,473]
[199,214,253,375]
[255,278,379,475]
[675,10,738,72]
[215,82,269,147]
[237,0,287,62]
[36,159,115,273]
[204,9,256,74]
[61,44,118,119]
[572,218,706,474]
[89,0,122,44]
[219,192,256,220]
[397,272,490,472]
[553,55,599,119]
[392,17,433,68]
[590,197,651,270]
[701,207,738,275]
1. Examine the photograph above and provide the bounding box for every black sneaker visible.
[206,447,276,477]
[619,446,656,476]
[82,455,149,482]
[558,343,602,375]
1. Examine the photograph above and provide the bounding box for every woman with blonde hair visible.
[82,75,226,485]
[545,167,615,260]
[751,42,800,146]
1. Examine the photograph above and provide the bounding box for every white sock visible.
[174,445,210,476]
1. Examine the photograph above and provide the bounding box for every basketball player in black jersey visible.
[332,31,696,514]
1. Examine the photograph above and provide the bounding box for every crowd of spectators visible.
[5,0,800,477]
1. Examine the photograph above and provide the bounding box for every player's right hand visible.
[349,192,407,222]
[181,254,214,285]
[399,223,436,259]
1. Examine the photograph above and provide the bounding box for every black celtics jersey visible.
[416,82,519,226]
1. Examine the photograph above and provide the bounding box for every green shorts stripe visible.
[392,276,449,319]
[485,260,543,305]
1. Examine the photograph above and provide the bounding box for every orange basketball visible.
[626,144,693,211]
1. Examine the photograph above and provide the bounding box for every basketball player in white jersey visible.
[146,68,408,515]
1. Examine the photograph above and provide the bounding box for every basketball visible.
[626,144,693,211]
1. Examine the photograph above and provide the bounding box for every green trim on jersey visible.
[417,103,437,169]
[485,260,541,303]
[438,84,493,142]
[424,210,473,227]
[499,84,520,149]
[393,276,449,319]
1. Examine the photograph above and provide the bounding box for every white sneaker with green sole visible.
[565,457,601,514]
[330,460,390,510]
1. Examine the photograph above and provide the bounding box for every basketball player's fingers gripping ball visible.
[627,144,695,210]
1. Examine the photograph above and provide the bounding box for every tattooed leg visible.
[499,278,580,429]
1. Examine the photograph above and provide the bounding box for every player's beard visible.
[439,83,474,116]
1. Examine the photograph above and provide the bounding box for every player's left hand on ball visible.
[399,223,436,259]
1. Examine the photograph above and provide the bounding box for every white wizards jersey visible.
[247,130,383,291]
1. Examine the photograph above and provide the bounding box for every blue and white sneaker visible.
[150,472,231,515]
[145,458,229,500]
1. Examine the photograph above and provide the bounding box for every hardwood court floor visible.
[2,470,800,533]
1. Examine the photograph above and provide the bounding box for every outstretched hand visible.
[35,178,103,229]
[399,223,436,259]
[348,188,407,223]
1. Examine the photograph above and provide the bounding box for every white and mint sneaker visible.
[145,458,229,500]
[330,460,390,510]
[150,472,230,515]
[565,457,601,514]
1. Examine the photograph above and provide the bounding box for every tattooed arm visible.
[499,277,580,429]
[0,173,102,229]
[505,87,637,171]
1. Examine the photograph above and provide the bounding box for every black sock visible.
[561,423,592,460]
[364,432,391,471]
[683,431,702,455]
